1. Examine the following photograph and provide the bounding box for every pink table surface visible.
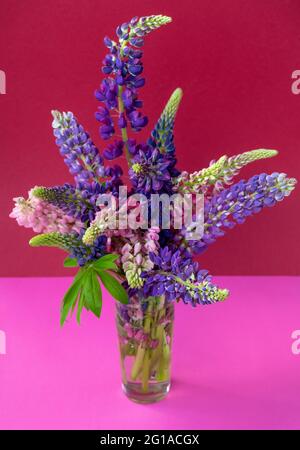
[0,276,300,430]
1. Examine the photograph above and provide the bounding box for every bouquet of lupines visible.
[10,15,296,400]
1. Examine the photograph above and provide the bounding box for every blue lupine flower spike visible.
[96,15,172,165]
[148,88,183,154]
[29,232,107,267]
[52,111,105,184]
[186,172,297,255]
[31,185,94,222]
[142,247,229,305]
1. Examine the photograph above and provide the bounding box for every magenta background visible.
[0,0,300,276]
[1,276,300,430]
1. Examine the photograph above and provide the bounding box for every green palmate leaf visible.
[60,254,127,325]
[83,270,102,318]
[71,292,78,313]
[73,267,87,283]
[82,271,93,306]
[94,260,118,271]
[96,254,119,263]
[60,277,82,326]
[63,257,78,268]
[76,291,85,324]
[92,254,119,271]
[97,270,128,304]
[91,272,102,317]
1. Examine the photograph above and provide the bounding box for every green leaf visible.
[93,260,118,271]
[96,254,119,264]
[93,254,119,271]
[60,277,82,326]
[76,290,85,324]
[91,272,102,317]
[71,292,79,313]
[73,267,87,283]
[82,270,102,318]
[63,257,78,268]
[97,270,128,304]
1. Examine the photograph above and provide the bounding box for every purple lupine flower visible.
[99,124,115,140]
[141,247,228,305]
[104,164,123,195]
[96,16,171,140]
[128,110,148,131]
[121,88,142,110]
[102,54,115,74]
[129,146,178,194]
[52,111,105,185]
[69,232,108,267]
[129,37,144,48]
[95,79,118,140]
[75,180,108,222]
[127,139,139,155]
[30,184,98,223]
[131,77,145,88]
[95,78,118,109]
[95,106,110,122]
[128,63,143,76]
[118,112,127,128]
[185,172,297,255]
[103,140,124,160]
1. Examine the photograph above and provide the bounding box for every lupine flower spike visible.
[149,88,183,154]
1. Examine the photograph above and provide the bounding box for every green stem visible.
[117,86,131,166]
[149,303,171,382]
[156,329,170,381]
[141,349,150,392]
[130,299,172,389]
[130,302,153,381]
[119,343,128,384]
[131,344,146,380]
[149,324,164,371]
[158,271,207,292]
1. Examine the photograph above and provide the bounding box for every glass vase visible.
[116,295,174,404]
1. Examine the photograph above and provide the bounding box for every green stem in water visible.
[149,305,165,371]
[119,343,128,384]
[130,302,153,381]
[141,349,151,392]
[129,299,172,389]
[117,85,131,166]
[156,329,170,381]
[149,324,164,372]
[131,344,146,381]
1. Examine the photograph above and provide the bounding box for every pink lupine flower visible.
[119,227,160,288]
[10,189,83,234]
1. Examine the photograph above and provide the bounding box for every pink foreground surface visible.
[0,276,300,430]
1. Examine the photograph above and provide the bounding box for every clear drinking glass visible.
[116,295,174,404]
